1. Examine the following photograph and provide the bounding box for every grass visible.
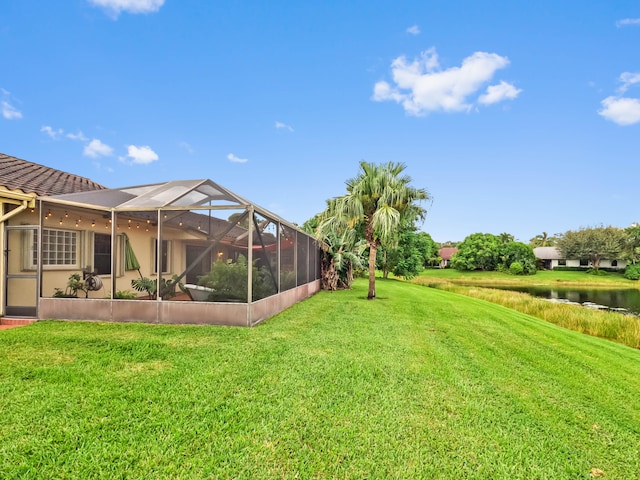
[415,280,640,349]
[2,278,640,478]
[412,269,640,349]
[417,267,637,287]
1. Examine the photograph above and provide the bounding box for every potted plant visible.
[131,274,185,300]
[53,273,87,298]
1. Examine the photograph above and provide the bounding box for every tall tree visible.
[499,232,515,244]
[319,161,429,299]
[529,232,558,247]
[438,240,458,248]
[624,224,640,265]
[451,233,502,271]
[499,241,537,275]
[557,226,627,271]
[378,229,438,279]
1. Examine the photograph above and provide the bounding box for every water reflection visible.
[493,286,640,316]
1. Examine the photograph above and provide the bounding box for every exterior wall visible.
[39,280,320,327]
[112,225,197,297]
[0,205,204,308]
[0,219,4,313]
[535,247,628,271]
[555,259,626,270]
[39,297,113,321]
[600,259,627,270]
[160,301,248,326]
[249,280,320,326]
[23,207,203,300]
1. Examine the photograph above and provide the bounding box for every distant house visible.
[438,247,458,268]
[533,246,626,270]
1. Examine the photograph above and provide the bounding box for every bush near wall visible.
[624,264,640,280]
[553,266,621,273]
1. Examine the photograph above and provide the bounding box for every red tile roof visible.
[0,153,105,196]
[439,247,458,260]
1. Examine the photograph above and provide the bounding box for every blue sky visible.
[1,1,639,243]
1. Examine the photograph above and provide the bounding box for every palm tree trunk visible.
[345,262,354,288]
[382,250,389,279]
[368,243,377,299]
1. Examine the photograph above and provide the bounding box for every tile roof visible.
[438,247,458,260]
[0,153,105,196]
[533,246,563,260]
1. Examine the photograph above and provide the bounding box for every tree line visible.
[304,162,640,296]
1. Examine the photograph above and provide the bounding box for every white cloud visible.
[618,72,640,93]
[88,0,164,17]
[2,100,22,120]
[372,48,518,115]
[275,121,294,132]
[83,138,114,158]
[227,153,248,164]
[66,130,88,142]
[406,25,420,35]
[616,18,640,27]
[478,80,522,105]
[41,125,64,139]
[599,96,640,126]
[126,145,159,164]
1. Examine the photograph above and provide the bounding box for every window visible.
[153,239,171,273]
[611,260,618,267]
[27,228,79,269]
[580,259,589,267]
[93,233,111,274]
[558,259,566,266]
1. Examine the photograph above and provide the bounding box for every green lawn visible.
[2,278,640,479]
[417,267,637,287]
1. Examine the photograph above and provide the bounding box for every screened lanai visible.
[34,179,321,326]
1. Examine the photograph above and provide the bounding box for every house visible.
[533,246,627,270]
[1,153,105,317]
[1,153,320,326]
[438,247,458,268]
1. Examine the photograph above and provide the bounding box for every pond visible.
[492,286,640,316]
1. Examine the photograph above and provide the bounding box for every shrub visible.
[500,242,537,275]
[586,268,608,276]
[198,255,277,301]
[131,277,158,299]
[554,266,621,273]
[624,264,640,281]
[130,275,184,300]
[451,233,502,271]
[114,290,137,299]
[509,261,524,275]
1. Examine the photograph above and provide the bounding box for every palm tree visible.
[319,161,429,299]
[529,231,557,248]
[319,227,366,290]
[499,232,515,244]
